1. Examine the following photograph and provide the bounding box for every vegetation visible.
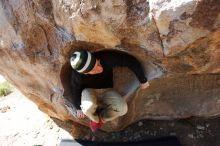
[0,82,12,97]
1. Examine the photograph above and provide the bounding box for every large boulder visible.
[0,0,219,138]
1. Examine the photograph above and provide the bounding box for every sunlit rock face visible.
[0,0,220,138]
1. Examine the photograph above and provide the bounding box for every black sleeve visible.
[107,51,148,83]
[70,71,82,110]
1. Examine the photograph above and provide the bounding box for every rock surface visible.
[0,0,220,138]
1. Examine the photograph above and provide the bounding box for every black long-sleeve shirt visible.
[70,50,148,109]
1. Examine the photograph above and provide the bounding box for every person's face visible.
[85,59,103,74]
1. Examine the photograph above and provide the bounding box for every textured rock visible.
[150,0,220,56]
[0,0,220,138]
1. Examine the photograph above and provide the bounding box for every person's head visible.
[70,50,103,74]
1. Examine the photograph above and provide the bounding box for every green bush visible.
[0,82,12,97]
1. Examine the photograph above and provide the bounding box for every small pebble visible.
[138,122,143,126]
[197,125,205,130]
[188,134,194,139]
[170,132,176,136]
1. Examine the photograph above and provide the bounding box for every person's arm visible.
[70,72,86,118]
[70,71,83,110]
[109,51,148,84]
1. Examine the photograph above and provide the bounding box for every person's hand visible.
[140,81,150,90]
[76,110,86,119]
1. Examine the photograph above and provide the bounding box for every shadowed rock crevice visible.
[60,62,73,104]
[151,16,165,57]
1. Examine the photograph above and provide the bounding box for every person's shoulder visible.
[70,69,83,86]
[71,69,81,79]
[71,68,78,75]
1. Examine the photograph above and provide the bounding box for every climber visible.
[70,49,149,131]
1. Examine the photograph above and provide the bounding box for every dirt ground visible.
[0,89,73,146]
[100,117,220,146]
